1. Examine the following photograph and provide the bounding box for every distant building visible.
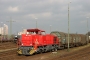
[18,32,23,35]
[18,29,27,35]
[0,24,8,35]
[3,24,8,35]
[0,27,3,35]
[23,29,27,34]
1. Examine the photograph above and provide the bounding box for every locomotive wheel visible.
[53,48,57,52]
[51,49,54,52]
[39,49,43,54]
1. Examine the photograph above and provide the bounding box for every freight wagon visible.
[50,31,88,48]
[0,35,12,42]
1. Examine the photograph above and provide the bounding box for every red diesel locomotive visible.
[17,28,60,55]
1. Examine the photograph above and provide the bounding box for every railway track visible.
[0,49,16,60]
[0,43,90,60]
[50,44,90,60]
[69,47,90,60]
[0,48,17,53]
[0,48,44,60]
[0,42,17,50]
[58,46,90,60]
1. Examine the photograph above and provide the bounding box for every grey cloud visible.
[0,0,90,34]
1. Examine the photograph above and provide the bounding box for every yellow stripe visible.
[17,49,22,54]
[29,48,36,55]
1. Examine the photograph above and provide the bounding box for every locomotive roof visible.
[27,28,45,32]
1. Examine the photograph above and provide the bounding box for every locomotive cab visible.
[27,28,46,35]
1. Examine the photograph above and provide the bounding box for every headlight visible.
[22,44,23,45]
[30,44,32,45]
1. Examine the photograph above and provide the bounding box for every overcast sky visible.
[0,0,90,34]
